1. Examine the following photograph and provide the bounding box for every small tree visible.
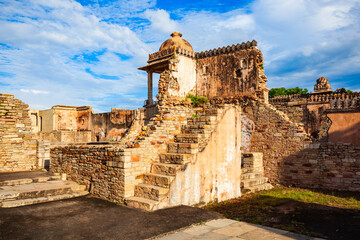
[335,88,353,93]
[269,87,308,98]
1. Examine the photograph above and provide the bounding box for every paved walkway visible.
[156,219,322,240]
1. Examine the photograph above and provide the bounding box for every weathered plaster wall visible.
[169,55,196,97]
[195,48,264,99]
[0,93,38,172]
[29,109,40,133]
[40,109,54,133]
[164,107,242,206]
[54,107,77,131]
[327,112,360,144]
[76,107,92,131]
[92,109,135,141]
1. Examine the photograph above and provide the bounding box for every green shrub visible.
[186,94,208,107]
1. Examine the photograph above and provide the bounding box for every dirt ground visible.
[0,196,223,240]
[204,187,360,240]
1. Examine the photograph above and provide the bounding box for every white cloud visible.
[20,89,50,95]
[143,9,178,33]
[0,0,150,112]
[0,0,359,113]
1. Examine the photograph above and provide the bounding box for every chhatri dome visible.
[159,32,194,52]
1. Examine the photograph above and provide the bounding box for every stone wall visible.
[195,42,268,101]
[244,99,360,191]
[0,93,38,171]
[281,143,360,191]
[242,100,312,183]
[50,145,127,202]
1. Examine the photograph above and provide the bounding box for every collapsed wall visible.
[0,93,38,171]
[270,92,360,142]
[243,100,360,191]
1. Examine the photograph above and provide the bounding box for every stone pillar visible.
[147,71,153,105]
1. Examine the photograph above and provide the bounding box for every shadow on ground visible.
[204,194,360,240]
[0,196,223,240]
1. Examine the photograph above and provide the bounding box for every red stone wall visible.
[281,143,360,191]
[327,112,360,144]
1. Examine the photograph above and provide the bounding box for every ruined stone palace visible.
[1,32,360,210]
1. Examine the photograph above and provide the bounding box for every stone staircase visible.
[126,107,224,210]
[0,172,88,208]
[241,152,273,194]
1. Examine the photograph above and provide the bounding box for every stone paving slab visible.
[156,219,324,240]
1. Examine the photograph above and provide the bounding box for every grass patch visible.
[261,186,360,210]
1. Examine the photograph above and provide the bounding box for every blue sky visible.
[0,0,359,112]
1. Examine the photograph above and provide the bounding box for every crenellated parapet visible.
[270,92,360,108]
[148,40,259,63]
[148,47,196,63]
[195,40,258,59]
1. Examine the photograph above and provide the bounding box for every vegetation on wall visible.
[269,87,308,98]
[186,94,208,107]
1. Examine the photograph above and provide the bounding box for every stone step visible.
[241,172,263,180]
[167,143,198,154]
[242,183,274,194]
[0,175,61,187]
[181,128,209,134]
[0,178,32,187]
[151,163,184,176]
[159,153,194,164]
[174,134,204,143]
[241,177,268,188]
[241,167,264,174]
[182,124,212,130]
[135,184,169,201]
[187,115,217,123]
[0,181,87,202]
[196,109,224,117]
[126,196,157,211]
[0,191,88,208]
[143,173,175,188]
